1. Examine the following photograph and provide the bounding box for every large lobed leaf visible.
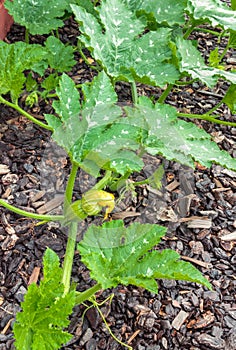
[223,84,236,114]
[176,37,236,88]
[78,220,211,293]
[4,0,69,35]
[71,0,180,87]
[187,0,236,31]
[44,36,76,73]
[0,41,46,102]
[45,72,144,177]
[13,248,75,350]
[126,0,188,26]
[125,97,236,171]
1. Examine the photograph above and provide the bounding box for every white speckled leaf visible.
[5,0,68,35]
[187,0,236,31]
[126,0,187,25]
[71,0,179,87]
[45,72,144,176]
[78,220,211,293]
[176,37,236,87]
[126,98,236,171]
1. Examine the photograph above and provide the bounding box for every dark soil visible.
[0,12,236,350]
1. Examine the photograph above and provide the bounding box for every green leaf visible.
[208,48,224,69]
[5,0,68,35]
[232,0,236,10]
[229,30,236,49]
[13,248,75,350]
[71,0,180,87]
[125,100,236,171]
[176,36,236,87]
[187,0,236,30]
[41,74,60,94]
[72,0,99,18]
[147,165,164,190]
[126,0,187,25]
[44,36,76,72]
[45,72,144,176]
[78,220,211,293]
[0,41,46,102]
[223,84,236,114]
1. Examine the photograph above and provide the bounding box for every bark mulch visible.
[0,15,236,350]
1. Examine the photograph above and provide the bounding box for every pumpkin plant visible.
[0,0,236,349]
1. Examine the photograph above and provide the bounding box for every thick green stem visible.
[177,112,236,127]
[174,79,196,86]
[191,27,223,37]
[93,171,112,190]
[75,283,102,304]
[77,42,101,72]
[0,199,64,222]
[219,40,230,62]
[157,84,173,104]
[62,222,78,295]
[62,162,80,294]
[0,96,53,131]
[25,28,30,44]
[63,162,79,213]
[183,25,196,39]
[131,81,138,105]
[205,100,223,115]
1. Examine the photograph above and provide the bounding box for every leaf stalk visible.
[0,96,53,131]
[0,199,64,222]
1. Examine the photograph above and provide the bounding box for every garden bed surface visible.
[0,15,236,350]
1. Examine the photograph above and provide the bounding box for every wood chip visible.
[212,187,231,192]
[187,218,212,229]
[179,216,212,228]
[36,195,64,214]
[127,329,141,345]
[1,187,11,199]
[30,190,46,203]
[187,311,215,329]
[220,231,236,241]
[0,164,10,175]
[172,310,189,330]
[28,267,41,285]
[165,180,180,191]
[112,211,141,219]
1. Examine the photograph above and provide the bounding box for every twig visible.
[181,256,212,269]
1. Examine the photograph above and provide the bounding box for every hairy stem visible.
[63,162,79,213]
[0,96,53,131]
[25,28,30,44]
[204,100,223,115]
[0,199,64,222]
[62,221,78,295]
[177,112,236,127]
[93,171,112,190]
[192,27,223,37]
[62,162,79,294]
[157,84,173,104]
[77,41,101,72]
[183,25,196,39]
[174,79,196,86]
[75,283,102,304]
[131,81,138,105]
[219,40,230,62]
